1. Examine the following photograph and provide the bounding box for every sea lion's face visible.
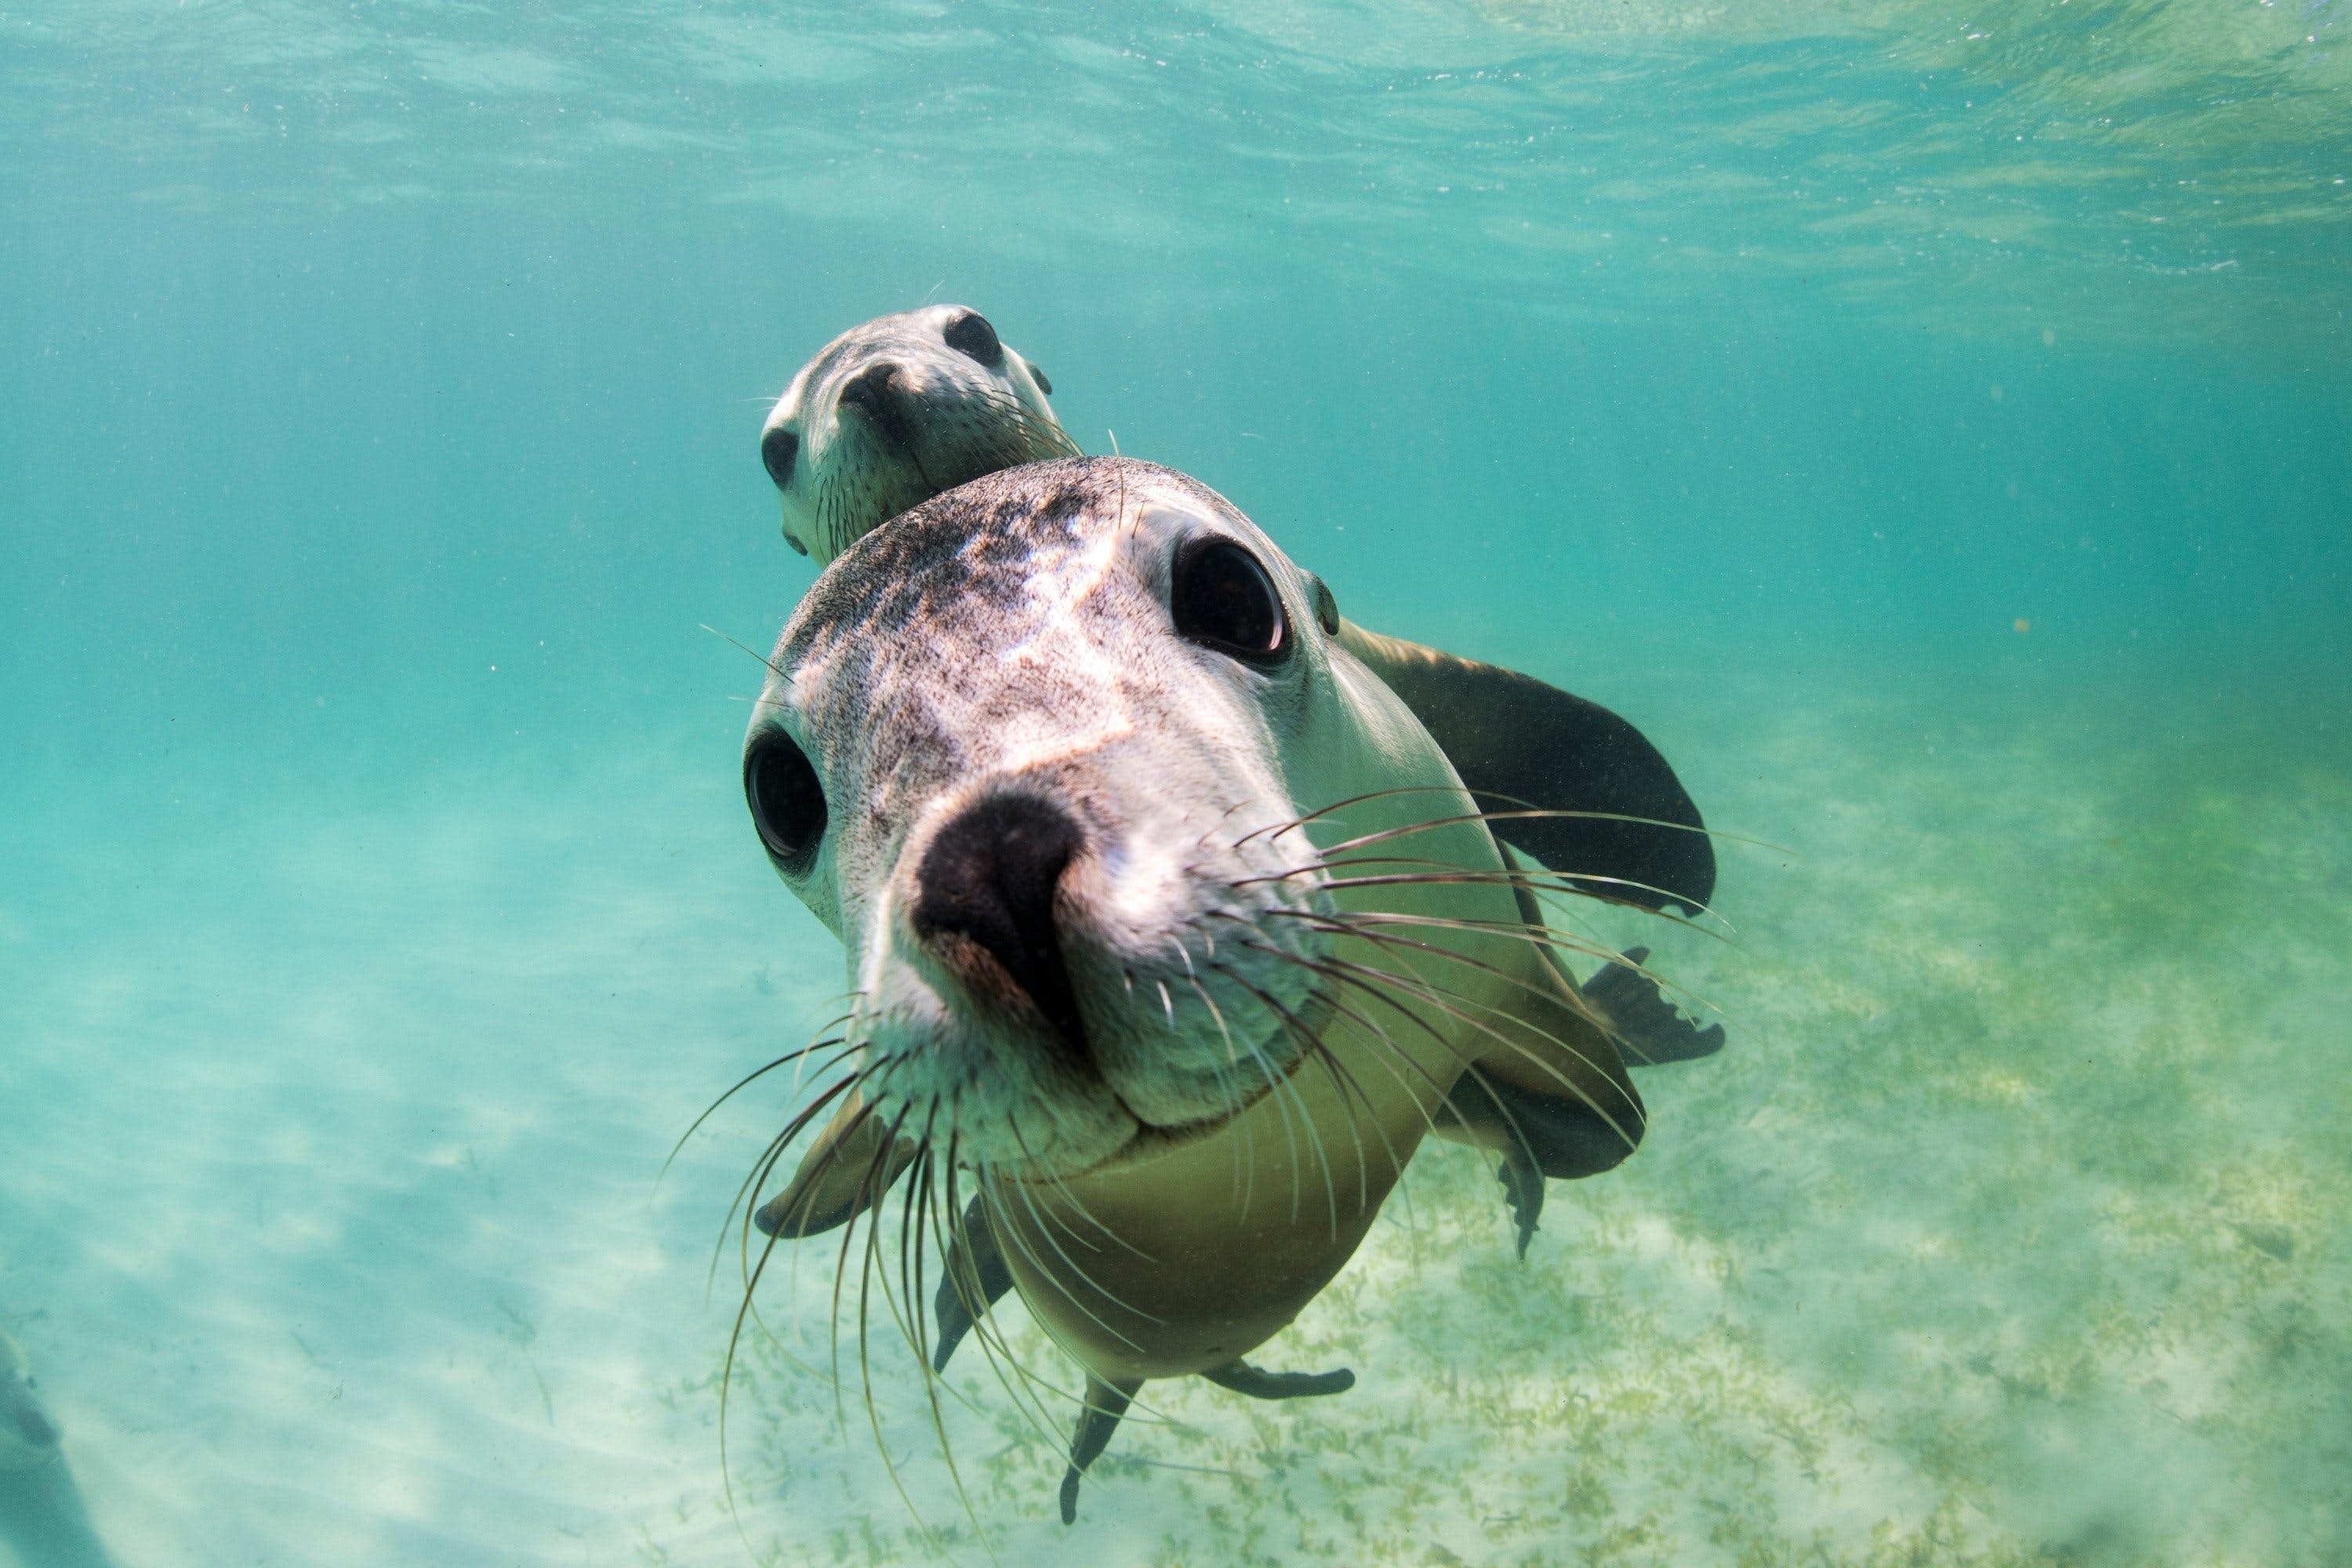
[759,305,1077,564]
[0,1330,61,1472]
[744,459,1358,1178]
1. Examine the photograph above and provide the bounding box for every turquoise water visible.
[3,4,2349,1565]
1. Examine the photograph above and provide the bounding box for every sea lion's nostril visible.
[837,360,901,418]
[913,796,1088,1053]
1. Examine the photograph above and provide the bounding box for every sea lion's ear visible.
[754,1092,915,1239]
[1304,575,1341,637]
[1334,622,1715,915]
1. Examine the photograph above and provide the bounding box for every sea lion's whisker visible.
[1313,939,1638,1123]
[942,1151,1089,1443]
[1229,941,1497,1131]
[1229,784,1472,849]
[664,1023,852,1181]
[1266,954,1564,1178]
[1294,862,1738,943]
[1179,967,1260,1212]
[1258,980,1348,1233]
[1000,1163,1167,1335]
[709,1067,864,1296]
[983,1168,1157,1355]
[1285,908,1726,1020]
[1309,801,1784,862]
[1303,1033,1401,1210]
[893,1106,941,1366]
[851,1123,948,1559]
[1300,924,1661,1145]
[736,1063,898,1366]
[735,1057,894,1275]
[716,1188,792,1557]
[1274,906,1617,969]
[1232,784,1635,851]
[1230,951,1450,1152]
[880,1130,995,1554]
[897,1160,1003,1461]
[698,621,795,685]
[1000,1109,1152,1262]
[1213,967,1355,1237]
[1302,848,1737,938]
[1281,914,1640,1081]
[1308,952,1645,1150]
[1256,984,1396,1218]
[829,1102,917,1431]
[790,989,876,1099]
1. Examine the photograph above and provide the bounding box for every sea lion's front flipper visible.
[1202,1359,1356,1399]
[1334,620,1715,915]
[1059,1374,1142,1525]
[932,1195,1014,1373]
[1584,946,1725,1065]
[753,1093,916,1239]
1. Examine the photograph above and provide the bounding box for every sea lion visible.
[757,304,1078,563]
[734,458,1718,1519]
[0,1330,59,1473]
[0,1323,120,1568]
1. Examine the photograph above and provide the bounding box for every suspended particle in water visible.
[2013,618,2031,633]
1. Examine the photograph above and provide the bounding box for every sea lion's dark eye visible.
[1031,365,1054,396]
[761,426,800,492]
[1173,539,1290,666]
[943,311,1004,369]
[745,729,827,869]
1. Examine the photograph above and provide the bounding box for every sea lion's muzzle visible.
[834,358,919,452]
[853,762,1329,1176]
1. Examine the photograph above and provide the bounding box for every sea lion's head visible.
[758,306,1078,564]
[744,459,1389,1180]
[0,1327,62,1472]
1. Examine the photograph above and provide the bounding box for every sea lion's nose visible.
[837,360,902,418]
[913,795,1088,1053]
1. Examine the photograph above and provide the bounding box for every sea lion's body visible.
[737,458,1705,1515]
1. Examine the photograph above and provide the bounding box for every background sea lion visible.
[0,1330,58,1474]
[0,1323,120,1568]
[755,307,1716,921]
[734,458,1716,1519]
[757,304,1078,564]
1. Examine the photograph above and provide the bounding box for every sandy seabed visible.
[2,666,2345,1568]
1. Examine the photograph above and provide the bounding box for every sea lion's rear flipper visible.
[1059,1374,1142,1525]
[1334,621,1715,916]
[1584,946,1724,1065]
[1497,1140,1545,1259]
[1202,1358,1356,1399]
[1443,1061,1635,1258]
[932,1195,1014,1373]
[753,1093,916,1239]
